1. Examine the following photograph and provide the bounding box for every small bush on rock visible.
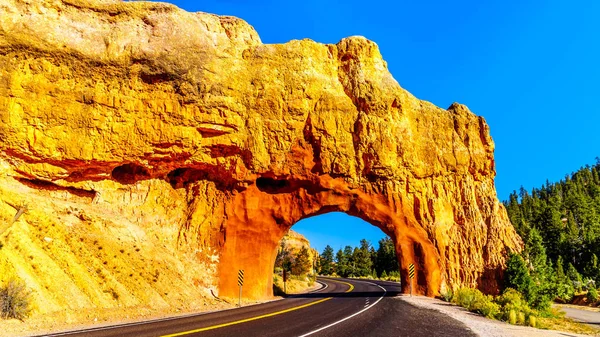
[587,288,599,303]
[0,278,31,320]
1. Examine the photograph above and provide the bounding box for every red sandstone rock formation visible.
[0,0,522,305]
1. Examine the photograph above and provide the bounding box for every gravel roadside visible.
[399,295,593,337]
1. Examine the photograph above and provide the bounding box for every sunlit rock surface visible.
[0,0,522,316]
[278,230,318,270]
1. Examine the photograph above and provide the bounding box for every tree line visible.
[318,237,400,279]
[503,158,600,308]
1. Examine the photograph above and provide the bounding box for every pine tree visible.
[504,159,600,300]
[335,249,348,277]
[319,245,334,275]
[567,262,583,291]
[533,206,563,261]
[292,247,311,276]
[524,229,556,310]
[375,237,398,277]
[344,246,354,277]
[505,253,532,296]
[556,255,566,283]
[369,246,377,274]
[353,239,373,277]
[583,254,598,281]
[275,238,293,272]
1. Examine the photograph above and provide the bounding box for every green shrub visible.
[555,282,575,303]
[453,288,479,310]
[496,288,535,324]
[505,254,532,296]
[586,288,599,303]
[440,286,454,302]
[508,309,517,325]
[0,279,31,320]
[583,278,596,291]
[496,288,526,308]
[453,287,499,318]
[528,315,537,328]
[387,271,400,282]
[476,296,500,318]
[450,287,544,325]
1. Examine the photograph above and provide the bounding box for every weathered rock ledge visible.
[0,0,521,316]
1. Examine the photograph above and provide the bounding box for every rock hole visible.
[111,163,150,184]
[256,177,290,194]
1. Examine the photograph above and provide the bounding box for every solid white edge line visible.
[311,280,328,293]
[44,279,330,337]
[297,281,387,337]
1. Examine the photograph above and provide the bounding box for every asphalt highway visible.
[42,277,477,337]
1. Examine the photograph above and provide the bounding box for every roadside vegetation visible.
[0,278,32,320]
[504,158,600,308]
[272,237,316,295]
[441,286,598,335]
[308,160,600,334]
[440,158,600,335]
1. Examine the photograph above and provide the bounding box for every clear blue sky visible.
[168,0,600,253]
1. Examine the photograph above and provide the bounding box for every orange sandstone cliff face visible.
[278,230,319,271]
[0,0,522,312]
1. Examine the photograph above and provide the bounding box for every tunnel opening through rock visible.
[271,212,401,295]
[215,184,446,301]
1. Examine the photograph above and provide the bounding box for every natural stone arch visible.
[218,176,442,299]
[0,0,524,304]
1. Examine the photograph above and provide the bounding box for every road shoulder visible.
[399,295,593,337]
[555,304,600,330]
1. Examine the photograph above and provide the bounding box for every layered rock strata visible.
[0,0,522,312]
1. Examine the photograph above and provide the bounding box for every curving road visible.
[558,305,600,329]
[42,277,476,337]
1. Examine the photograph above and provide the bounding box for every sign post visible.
[283,269,287,294]
[408,263,415,296]
[237,269,244,307]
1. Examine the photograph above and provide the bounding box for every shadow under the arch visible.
[281,290,401,299]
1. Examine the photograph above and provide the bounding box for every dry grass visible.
[0,278,31,320]
[538,316,600,336]
[273,274,316,295]
[0,176,225,336]
[557,303,600,313]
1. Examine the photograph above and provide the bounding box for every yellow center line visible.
[326,278,355,293]
[161,279,355,337]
